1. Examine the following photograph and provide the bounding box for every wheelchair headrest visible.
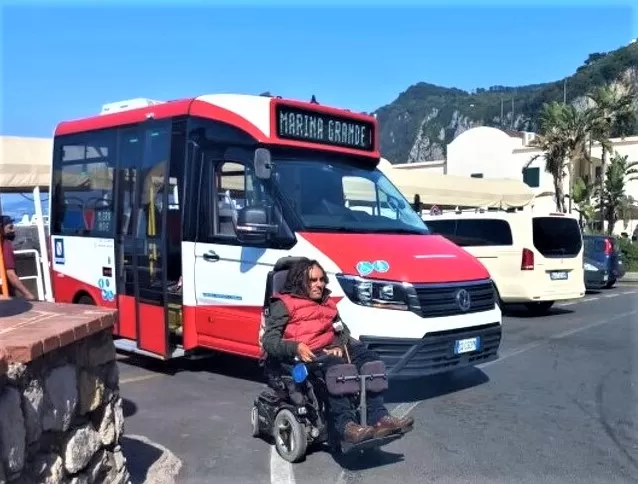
[271,257,309,295]
[273,256,309,272]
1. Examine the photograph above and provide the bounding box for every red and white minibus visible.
[48,94,502,377]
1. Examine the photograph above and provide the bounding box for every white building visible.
[392,126,638,236]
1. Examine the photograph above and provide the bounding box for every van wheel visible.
[524,301,554,316]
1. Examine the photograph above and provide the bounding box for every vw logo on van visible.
[455,289,471,312]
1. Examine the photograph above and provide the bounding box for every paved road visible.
[117,285,638,484]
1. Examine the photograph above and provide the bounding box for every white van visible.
[422,209,585,315]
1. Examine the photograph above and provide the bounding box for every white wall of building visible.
[387,127,638,236]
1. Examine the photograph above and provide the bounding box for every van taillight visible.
[603,238,613,255]
[521,248,534,270]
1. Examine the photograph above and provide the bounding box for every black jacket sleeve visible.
[261,299,299,359]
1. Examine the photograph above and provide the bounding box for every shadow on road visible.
[121,435,164,484]
[385,366,489,404]
[122,397,138,418]
[116,351,265,383]
[120,434,182,484]
[501,304,574,318]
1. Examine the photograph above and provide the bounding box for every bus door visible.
[192,151,275,358]
[114,122,172,358]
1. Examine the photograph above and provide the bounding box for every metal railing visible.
[13,249,45,300]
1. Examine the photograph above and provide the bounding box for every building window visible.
[470,173,483,178]
[522,167,540,187]
[595,166,602,180]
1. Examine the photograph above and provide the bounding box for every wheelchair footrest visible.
[340,433,402,454]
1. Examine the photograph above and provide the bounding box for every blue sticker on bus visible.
[373,260,389,273]
[356,260,390,276]
[356,261,375,276]
[53,238,65,265]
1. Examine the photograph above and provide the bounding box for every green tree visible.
[587,85,637,226]
[572,176,596,231]
[526,102,593,212]
[599,153,638,235]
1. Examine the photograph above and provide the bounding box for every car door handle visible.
[202,250,220,262]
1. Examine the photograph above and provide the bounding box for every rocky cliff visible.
[374,42,638,163]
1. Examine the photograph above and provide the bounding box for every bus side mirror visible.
[235,206,278,244]
[254,148,272,180]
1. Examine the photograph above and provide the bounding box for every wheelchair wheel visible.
[273,408,307,463]
[250,405,260,437]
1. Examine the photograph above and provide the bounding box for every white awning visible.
[378,159,535,208]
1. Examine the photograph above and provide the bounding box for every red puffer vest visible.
[274,292,338,351]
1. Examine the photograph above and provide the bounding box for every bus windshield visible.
[271,153,429,235]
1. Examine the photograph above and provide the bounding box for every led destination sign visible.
[276,105,375,151]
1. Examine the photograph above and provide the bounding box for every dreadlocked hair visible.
[282,258,329,297]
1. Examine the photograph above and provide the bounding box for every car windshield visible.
[270,152,429,234]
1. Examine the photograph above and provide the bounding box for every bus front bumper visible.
[359,322,502,378]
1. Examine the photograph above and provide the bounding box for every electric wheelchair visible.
[250,257,404,463]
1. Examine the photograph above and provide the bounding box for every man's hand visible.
[323,347,343,358]
[296,343,315,362]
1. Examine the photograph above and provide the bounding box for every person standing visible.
[1,216,35,299]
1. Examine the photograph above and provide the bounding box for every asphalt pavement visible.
[117,284,638,484]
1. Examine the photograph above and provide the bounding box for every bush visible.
[618,238,638,272]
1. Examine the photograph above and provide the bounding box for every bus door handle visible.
[203,250,220,262]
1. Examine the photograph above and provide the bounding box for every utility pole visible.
[500,98,504,127]
[563,79,567,104]
[510,96,514,129]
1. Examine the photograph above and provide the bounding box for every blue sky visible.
[0,1,635,217]
[1,2,635,138]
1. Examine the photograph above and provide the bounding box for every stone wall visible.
[0,300,130,484]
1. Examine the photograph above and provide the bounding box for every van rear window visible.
[426,219,513,246]
[532,217,582,258]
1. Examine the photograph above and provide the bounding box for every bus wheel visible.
[76,294,96,305]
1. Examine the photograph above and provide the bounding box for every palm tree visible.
[599,153,638,235]
[525,102,593,212]
[587,85,637,226]
[572,176,596,231]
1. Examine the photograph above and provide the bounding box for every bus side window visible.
[216,162,246,237]
[52,130,117,237]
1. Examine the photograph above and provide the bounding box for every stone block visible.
[29,453,65,484]
[97,401,115,446]
[113,396,125,441]
[42,364,77,432]
[0,387,25,474]
[78,370,104,415]
[22,378,44,444]
[63,424,101,475]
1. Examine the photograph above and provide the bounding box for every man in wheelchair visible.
[260,257,414,445]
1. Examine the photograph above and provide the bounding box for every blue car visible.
[583,235,626,289]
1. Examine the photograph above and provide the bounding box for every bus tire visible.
[76,294,96,306]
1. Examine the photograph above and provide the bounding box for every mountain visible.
[374,41,638,164]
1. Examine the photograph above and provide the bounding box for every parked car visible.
[582,235,625,289]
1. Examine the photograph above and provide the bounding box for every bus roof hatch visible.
[100,98,165,115]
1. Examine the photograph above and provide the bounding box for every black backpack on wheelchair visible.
[251,256,401,463]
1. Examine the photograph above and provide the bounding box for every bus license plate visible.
[550,271,568,280]
[455,337,480,354]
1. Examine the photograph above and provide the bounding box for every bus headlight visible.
[335,274,411,311]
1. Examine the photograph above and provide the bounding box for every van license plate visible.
[455,337,480,354]
[550,271,568,280]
